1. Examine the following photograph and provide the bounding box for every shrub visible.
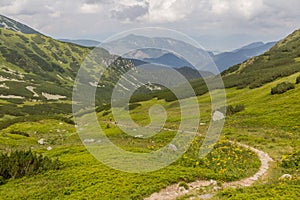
[178,181,189,190]
[10,130,30,137]
[271,82,295,95]
[31,35,46,44]
[226,104,245,116]
[296,75,300,84]
[0,150,60,181]
[281,151,300,169]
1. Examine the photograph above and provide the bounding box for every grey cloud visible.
[0,0,12,6]
[0,0,299,51]
[83,0,111,5]
[111,3,149,21]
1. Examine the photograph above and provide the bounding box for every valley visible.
[0,14,299,200]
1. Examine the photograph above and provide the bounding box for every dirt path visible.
[144,142,273,200]
[103,121,274,200]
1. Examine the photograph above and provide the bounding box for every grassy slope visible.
[222,29,300,89]
[0,28,91,97]
[1,27,300,199]
[0,72,299,199]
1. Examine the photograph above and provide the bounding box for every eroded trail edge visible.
[144,141,274,200]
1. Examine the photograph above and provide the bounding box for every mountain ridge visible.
[0,15,41,35]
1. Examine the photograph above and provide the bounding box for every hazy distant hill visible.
[102,34,277,73]
[101,34,216,73]
[214,41,276,72]
[59,39,101,47]
[143,53,194,68]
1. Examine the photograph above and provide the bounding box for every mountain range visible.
[0,14,298,109]
[214,41,277,72]
[67,33,276,73]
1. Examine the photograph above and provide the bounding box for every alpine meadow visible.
[0,3,300,200]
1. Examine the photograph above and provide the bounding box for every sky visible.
[1,0,300,51]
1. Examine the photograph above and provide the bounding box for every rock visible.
[280,174,292,180]
[213,186,222,191]
[210,179,217,186]
[212,111,225,121]
[168,144,178,151]
[47,146,52,151]
[134,135,143,138]
[199,194,214,199]
[38,138,45,145]
[83,139,95,143]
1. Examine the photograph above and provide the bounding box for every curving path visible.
[144,142,274,200]
[104,121,274,200]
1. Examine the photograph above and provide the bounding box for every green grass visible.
[1,27,300,198]
[1,72,300,199]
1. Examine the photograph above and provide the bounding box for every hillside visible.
[0,27,139,123]
[0,15,40,34]
[0,28,89,100]
[214,41,276,72]
[222,29,300,89]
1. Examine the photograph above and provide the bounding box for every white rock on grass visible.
[280,174,292,180]
[38,139,45,145]
[212,111,225,121]
[134,135,143,138]
[83,139,95,143]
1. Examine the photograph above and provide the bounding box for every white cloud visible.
[0,0,300,50]
[79,3,102,14]
[144,0,191,23]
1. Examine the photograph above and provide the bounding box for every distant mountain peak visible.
[0,14,40,34]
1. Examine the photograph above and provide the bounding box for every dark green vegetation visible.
[0,150,60,185]
[225,104,245,116]
[271,82,295,95]
[296,75,300,84]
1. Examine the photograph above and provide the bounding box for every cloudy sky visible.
[1,0,300,51]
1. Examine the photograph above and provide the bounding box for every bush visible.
[10,130,30,137]
[226,104,245,116]
[178,181,189,190]
[281,151,300,169]
[271,82,295,95]
[296,75,300,84]
[0,150,60,181]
